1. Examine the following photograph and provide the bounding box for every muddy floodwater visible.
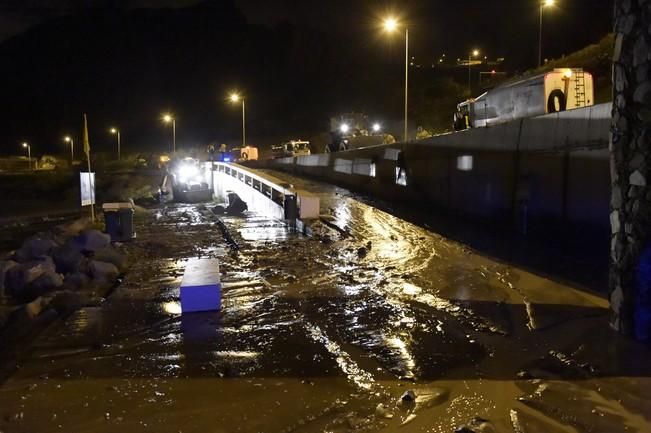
[0,171,650,433]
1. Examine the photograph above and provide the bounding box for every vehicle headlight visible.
[177,164,199,183]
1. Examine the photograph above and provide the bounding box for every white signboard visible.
[80,172,96,206]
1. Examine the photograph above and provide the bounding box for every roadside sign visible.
[80,172,96,206]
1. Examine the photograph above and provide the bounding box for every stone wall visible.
[610,0,651,340]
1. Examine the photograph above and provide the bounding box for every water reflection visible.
[162,301,182,315]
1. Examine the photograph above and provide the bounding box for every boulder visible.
[5,257,57,298]
[0,260,19,298]
[62,272,92,291]
[89,260,120,285]
[0,306,12,329]
[70,230,111,253]
[52,244,84,274]
[226,193,248,215]
[25,296,48,319]
[14,238,58,263]
[93,247,128,272]
[30,270,64,295]
[58,218,91,237]
[212,205,227,215]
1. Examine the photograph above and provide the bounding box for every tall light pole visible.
[382,17,409,143]
[468,49,480,95]
[162,114,176,153]
[64,136,74,164]
[229,93,246,147]
[110,127,121,160]
[22,142,31,170]
[539,0,555,67]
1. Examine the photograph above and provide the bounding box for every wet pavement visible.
[1,172,650,433]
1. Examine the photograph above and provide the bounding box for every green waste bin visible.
[102,202,136,241]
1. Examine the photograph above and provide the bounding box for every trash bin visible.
[102,202,136,241]
[284,194,298,220]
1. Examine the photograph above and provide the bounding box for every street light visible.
[539,0,555,67]
[372,123,381,133]
[64,136,74,163]
[22,142,31,170]
[162,114,176,153]
[110,127,121,160]
[382,16,409,142]
[468,49,480,95]
[229,92,246,148]
[340,123,350,134]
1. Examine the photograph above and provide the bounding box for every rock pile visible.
[0,225,127,303]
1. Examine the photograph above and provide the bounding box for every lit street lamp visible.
[22,142,31,170]
[382,16,409,142]
[162,114,176,153]
[229,92,246,147]
[468,49,480,95]
[372,123,381,133]
[539,0,556,67]
[64,136,74,163]
[110,127,121,160]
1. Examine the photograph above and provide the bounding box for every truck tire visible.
[547,90,567,113]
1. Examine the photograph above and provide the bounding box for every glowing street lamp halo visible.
[372,123,381,133]
[162,113,174,123]
[340,123,350,134]
[382,17,399,33]
[64,136,71,143]
[110,127,118,134]
[22,142,28,148]
[229,92,242,103]
[543,0,555,7]
[472,49,480,57]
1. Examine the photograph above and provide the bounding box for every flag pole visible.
[83,114,95,222]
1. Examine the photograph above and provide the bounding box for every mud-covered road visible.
[0,171,650,433]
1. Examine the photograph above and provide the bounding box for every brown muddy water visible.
[0,173,650,433]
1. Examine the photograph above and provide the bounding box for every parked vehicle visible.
[272,140,310,158]
[454,68,594,130]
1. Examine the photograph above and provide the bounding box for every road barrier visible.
[262,103,612,235]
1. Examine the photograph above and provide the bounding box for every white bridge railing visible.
[206,162,319,221]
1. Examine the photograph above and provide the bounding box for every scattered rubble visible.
[399,389,416,404]
[0,222,126,333]
[455,417,496,433]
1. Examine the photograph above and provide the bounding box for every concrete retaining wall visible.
[264,103,612,233]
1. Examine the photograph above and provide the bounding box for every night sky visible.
[0,0,613,156]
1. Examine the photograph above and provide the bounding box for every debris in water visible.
[400,390,416,404]
[375,403,394,419]
[400,413,417,426]
[455,417,496,433]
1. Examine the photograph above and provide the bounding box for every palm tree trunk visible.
[610,0,651,340]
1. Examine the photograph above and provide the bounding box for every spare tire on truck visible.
[547,89,567,113]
